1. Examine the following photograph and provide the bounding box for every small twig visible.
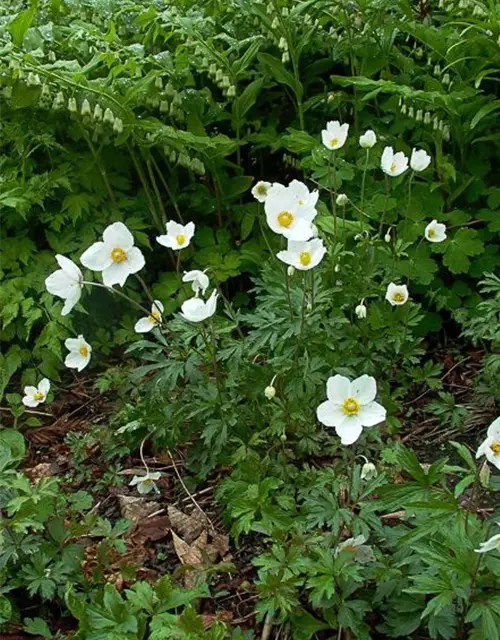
[0,406,53,417]
[139,438,150,475]
[261,613,273,640]
[167,447,215,531]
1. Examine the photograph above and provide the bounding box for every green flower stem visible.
[259,215,277,260]
[83,280,155,320]
[405,172,415,235]
[360,149,370,223]
[127,143,162,233]
[81,128,117,209]
[285,268,294,321]
[151,154,184,223]
[145,157,167,227]
[329,151,338,242]
[378,175,390,236]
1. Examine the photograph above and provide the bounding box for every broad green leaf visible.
[8,3,38,47]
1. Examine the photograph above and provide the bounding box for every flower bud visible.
[160,100,169,112]
[81,98,91,116]
[434,64,441,76]
[361,462,377,480]
[278,37,288,50]
[479,461,490,488]
[359,129,376,148]
[264,385,276,400]
[281,51,290,63]
[48,50,56,62]
[336,193,348,206]
[68,97,77,113]
[103,107,114,124]
[306,302,312,313]
[433,116,439,130]
[355,302,367,319]
[384,229,392,243]
[209,63,217,75]
[287,266,295,277]
[113,117,123,134]
[227,85,236,98]
[281,6,289,15]
[93,103,102,120]
[334,264,340,273]
[424,111,431,124]
[401,104,407,114]
[442,73,450,85]
[222,75,230,88]
[408,106,414,119]
[271,17,279,28]
[416,109,423,121]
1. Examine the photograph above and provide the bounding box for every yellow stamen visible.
[111,247,126,263]
[342,397,360,416]
[490,442,500,455]
[277,211,293,228]
[427,228,435,238]
[330,138,338,147]
[176,234,186,246]
[299,251,311,266]
[392,293,405,304]
[257,185,267,195]
[390,162,397,173]
[148,311,161,324]
[79,346,88,357]
[33,391,44,401]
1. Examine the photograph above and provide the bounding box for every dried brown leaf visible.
[117,495,159,523]
[168,505,207,543]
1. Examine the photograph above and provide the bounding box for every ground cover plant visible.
[1,0,500,638]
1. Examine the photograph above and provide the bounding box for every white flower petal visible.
[487,417,500,439]
[357,401,386,427]
[55,255,82,280]
[38,378,50,395]
[156,234,176,249]
[45,270,76,298]
[61,289,82,316]
[335,416,364,445]
[102,262,130,287]
[23,396,39,407]
[102,222,134,251]
[23,386,38,397]
[124,246,145,275]
[81,242,113,271]
[135,317,154,333]
[65,351,84,370]
[152,300,164,314]
[284,218,313,241]
[316,400,346,427]
[326,374,351,404]
[351,375,377,404]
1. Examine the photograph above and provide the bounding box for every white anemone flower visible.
[80,222,145,287]
[359,130,377,149]
[385,283,409,306]
[410,148,431,172]
[287,180,319,214]
[22,378,50,407]
[64,335,92,371]
[134,300,164,333]
[277,239,326,271]
[321,120,349,150]
[381,146,408,177]
[476,417,500,471]
[475,523,500,554]
[181,290,218,323]
[156,221,195,251]
[335,535,375,563]
[316,374,387,445]
[425,220,447,243]
[182,270,209,296]
[264,191,314,241]
[129,472,161,494]
[251,180,272,202]
[45,255,84,316]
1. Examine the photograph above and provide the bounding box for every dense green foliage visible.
[1,0,500,639]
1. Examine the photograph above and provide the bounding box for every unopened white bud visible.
[155,76,163,89]
[103,108,114,124]
[93,103,102,120]
[279,37,287,50]
[355,302,367,319]
[287,266,295,277]
[336,193,348,206]
[282,51,290,63]
[408,106,414,118]
[442,73,450,85]
[384,229,392,243]
[68,97,77,113]
[434,64,441,76]
[264,385,276,400]
[416,109,423,121]
[334,264,340,273]
[401,104,407,115]
[271,17,279,29]
[48,50,56,62]
[306,302,312,313]
[113,117,123,134]
[361,462,377,480]
[215,69,223,82]
[424,111,431,124]
[81,98,91,116]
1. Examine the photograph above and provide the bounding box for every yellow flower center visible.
[298,198,304,205]
[33,391,44,401]
[111,247,126,263]
[142,478,154,485]
[277,211,294,228]
[490,441,500,456]
[330,138,338,147]
[148,311,161,324]
[393,292,405,303]
[176,234,186,246]
[79,346,88,357]
[390,162,397,173]
[299,251,311,266]
[342,397,360,416]
[257,184,267,195]
[427,228,435,238]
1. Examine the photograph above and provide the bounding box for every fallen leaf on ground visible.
[168,505,207,543]
[126,515,170,547]
[118,495,159,523]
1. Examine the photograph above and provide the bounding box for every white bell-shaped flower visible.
[359,130,377,149]
[424,220,447,243]
[45,255,84,315]
[410,148,431,172]
[180,290,218,323]
[182,270,209,296]
[381,146,408,177]
[385,283,409,306]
